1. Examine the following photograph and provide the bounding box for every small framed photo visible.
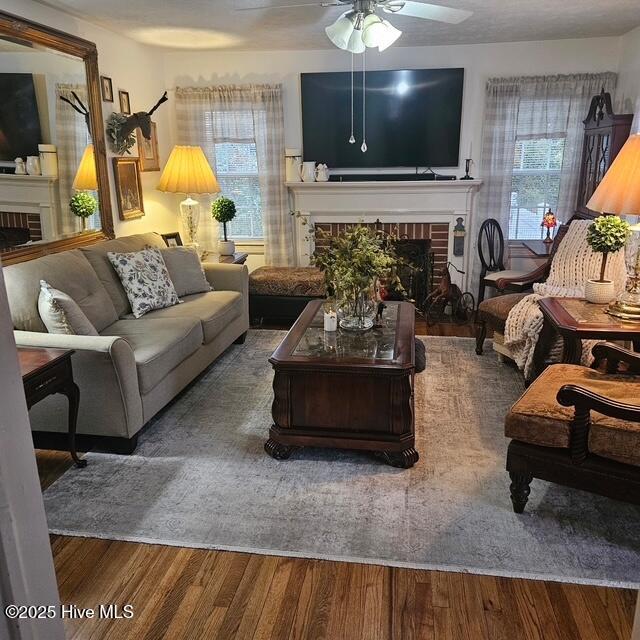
[119,90,131,115]
[112,157,144,220]
[100,76,113,102]
[137,121,160,172]
[161,232,183,248]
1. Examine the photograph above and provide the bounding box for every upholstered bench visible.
[249,266,326,323]
[504,343,640,513]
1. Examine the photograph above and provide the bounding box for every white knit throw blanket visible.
[504,220,627,379]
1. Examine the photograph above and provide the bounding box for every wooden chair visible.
[476,219,530,308]
[475,220,573,358]
[505,342,640,513]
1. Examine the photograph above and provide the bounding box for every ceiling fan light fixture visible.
[361,12,384,48]
[346,27,366,53]
[325,10,357,50]
[376,19,402,51]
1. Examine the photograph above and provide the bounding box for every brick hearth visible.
[314,221,449,271]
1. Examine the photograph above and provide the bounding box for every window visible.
[509,137,565,240]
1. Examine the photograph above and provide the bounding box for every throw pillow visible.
[107,247,180,318]
[160,246,212,297]
[38,280,99,335]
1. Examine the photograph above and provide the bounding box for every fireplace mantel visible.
[287,179,483,291]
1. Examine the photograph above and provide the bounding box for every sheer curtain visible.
[175,85,294,265]
[471,72,617,297]
[55,84,96,234]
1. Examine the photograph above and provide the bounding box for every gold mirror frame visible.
[0,10,114,265]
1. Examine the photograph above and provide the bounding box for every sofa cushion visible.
[81,233,167,317]
[38,280,99,336]
[506,364,640,465]
[3,249,118,333]
[141,291,243,344]
[160,246,211,297]
[249,266,326,298]
[108,247,180,318]
[101,317,203,394]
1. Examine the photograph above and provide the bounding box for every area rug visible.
[43,333,640,588]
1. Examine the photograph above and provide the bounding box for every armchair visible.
[505,342,640,513]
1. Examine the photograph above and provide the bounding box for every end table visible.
[533,297,640,377]
[18,347,86,468]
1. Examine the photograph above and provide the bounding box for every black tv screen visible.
[301,68,464,169]
[0,73,42,163]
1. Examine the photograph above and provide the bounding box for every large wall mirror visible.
[0,11,113,265]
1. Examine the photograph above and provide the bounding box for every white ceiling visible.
[35,0,640,51]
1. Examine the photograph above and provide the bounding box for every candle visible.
[468,140,473,159]
[324,310,337,332]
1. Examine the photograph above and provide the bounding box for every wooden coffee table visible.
[265,300,418,468]
[533,297,640,376]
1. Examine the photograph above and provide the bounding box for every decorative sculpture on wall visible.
[106,91,168,155]
[59,91,91,136]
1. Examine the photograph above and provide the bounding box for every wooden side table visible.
[534,297,640,376]
[18,347,86,468]
[201,251,248,265]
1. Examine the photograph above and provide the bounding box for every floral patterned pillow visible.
[108,247,180,318]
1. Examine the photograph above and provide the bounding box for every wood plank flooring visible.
[37,316,636,640]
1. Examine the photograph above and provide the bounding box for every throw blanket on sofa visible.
[504,220,627,379]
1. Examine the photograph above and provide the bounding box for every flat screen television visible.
[301,68,464,169]
[0,73,42,163]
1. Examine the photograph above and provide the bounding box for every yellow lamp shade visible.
[587,133,640,215]
[157,145,220,195]
[72,144,98,191]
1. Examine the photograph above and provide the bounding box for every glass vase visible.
[338,286,376,332]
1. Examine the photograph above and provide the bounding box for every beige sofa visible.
[3,232,249,452]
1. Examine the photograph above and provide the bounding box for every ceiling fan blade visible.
[382,1,472,24]
[236,1,341,10]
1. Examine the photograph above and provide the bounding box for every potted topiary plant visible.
[211,196,236,255]
[69,192,98,231]
[585,214,631,303]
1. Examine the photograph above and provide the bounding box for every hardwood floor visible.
[36,316,636,640]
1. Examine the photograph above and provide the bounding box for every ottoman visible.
[249,266,326,323]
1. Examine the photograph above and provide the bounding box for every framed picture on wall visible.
[100,76,113,102]
[161,232,183,247]
[112,157,144,220]
[119,90,131,115]
[137,122,160,172]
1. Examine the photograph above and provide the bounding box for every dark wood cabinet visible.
[576,90,633,216]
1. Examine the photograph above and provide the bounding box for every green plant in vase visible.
[69,192,97,231]
[313,225,402,331]
[585,214,630,303]
[211,196,236,255]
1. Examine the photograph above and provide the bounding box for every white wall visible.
[616,25,640,128]
[162,36,622,180]
[1,0,179,238]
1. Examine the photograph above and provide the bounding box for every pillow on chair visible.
[160,246,212,297]
[38,280,99,335]
[108,247,180,318]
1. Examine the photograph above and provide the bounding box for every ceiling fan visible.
[238,1,473,52]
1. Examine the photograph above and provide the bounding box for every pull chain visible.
[349,51,356,144]
[361,47,367,153]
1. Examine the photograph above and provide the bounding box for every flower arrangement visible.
[211,197,236,242]
[586,215,631,282]
[541,209,558,244]
[69,192,97,230]
[313,225,403,330]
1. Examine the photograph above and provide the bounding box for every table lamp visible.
[157,145,220,250]
[72,144,97,190]
[587,133,640,321]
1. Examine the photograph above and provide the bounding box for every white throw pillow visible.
[107,247,180,318]
[38,280,99,335]
[160,247,212,297]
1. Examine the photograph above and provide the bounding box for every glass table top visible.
[293,303,400,361]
